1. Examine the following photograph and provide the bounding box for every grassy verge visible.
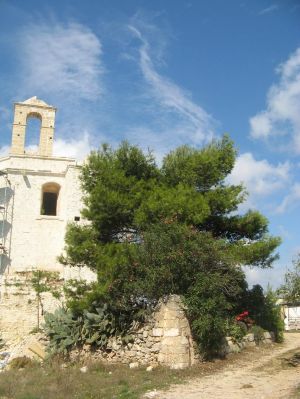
[0,358,226,399]
[0,343,281,399]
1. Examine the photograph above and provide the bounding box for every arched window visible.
[41,183,60,216]
[25,112,42,154]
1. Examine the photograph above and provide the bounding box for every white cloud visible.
[258,4,279,15]
[228,152,290,197]
[128,25,216,146]
[275,183,300,213]
[249,47,300,153]
[0,145,9,157]
[19,22,104,100]
[244,265,285,289]
[249,112,272,139]
[11,21,105,162]
[0,134,93,162]
[53,132,93,161]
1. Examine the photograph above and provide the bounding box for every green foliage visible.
[162,136,236,190]
[57,138,281,358]
[263,289,284,343]
[44,308,83,355]
[250,325,265,345]
[44,301,136,355]
[278,254,300,304]
[31,270,62,330]
[184,275,235,357]
[242,285,284,342]
[64,139,280,272]
[63,279,94,311]
[31,270,60,294]
[226,320,247,343]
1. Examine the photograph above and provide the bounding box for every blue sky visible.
[0,0,299,288]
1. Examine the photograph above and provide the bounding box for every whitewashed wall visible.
[0,155,83,272]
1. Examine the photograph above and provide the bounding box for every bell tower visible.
[11,97,56,157]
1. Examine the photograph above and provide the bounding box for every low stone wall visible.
[222,331,274,355]
[74,298,275,369]
[72,295,196,369]
[1,284,276,370]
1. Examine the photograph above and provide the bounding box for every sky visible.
[0,0,299,289]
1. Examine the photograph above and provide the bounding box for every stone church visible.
[0,97,90,343]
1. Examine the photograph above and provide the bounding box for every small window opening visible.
[41,183,60,216]
[42,192,57,215]
[74,216,80,222]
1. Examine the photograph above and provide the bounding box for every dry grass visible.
[0,346,279,399]
[0,356,234,399]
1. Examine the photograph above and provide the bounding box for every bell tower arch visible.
[11,97,56,157]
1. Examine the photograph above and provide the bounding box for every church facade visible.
[0,97,84,274]
[0,97,91,344]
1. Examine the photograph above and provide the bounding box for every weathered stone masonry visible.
[0,97,93,344]
[70,295,274,369]
[71,295,196,369]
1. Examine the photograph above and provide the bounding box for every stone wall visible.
[1,292,275,370]
[74,295,196,370]
[222,331,274,355]
[73,296,275,369]
[0,271,63,346]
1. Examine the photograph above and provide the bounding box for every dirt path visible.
[155,333,300,399]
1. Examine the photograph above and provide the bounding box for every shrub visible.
[226,320,247,343]
[44,303,135,355]
[262,289,284,343]
[243,285,284,342]
[250,325,265,345]
[44,308,83,355]
[184,267,244,358]
[9,356,37,370]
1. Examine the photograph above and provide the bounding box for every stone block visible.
[227,342,240,353]
[161,336,182,348]
[150,343,161,353]
[170,362,189,370]
[225,336,232,344]
[143,331,148,339]
[152,328,163,337]
[263,331,272,340]
[127,351,137,357]
[163,319,181,329]
[164,328,180,337]
[129,362,139,368]
[159,353,190,367]
[245,333,255,342]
